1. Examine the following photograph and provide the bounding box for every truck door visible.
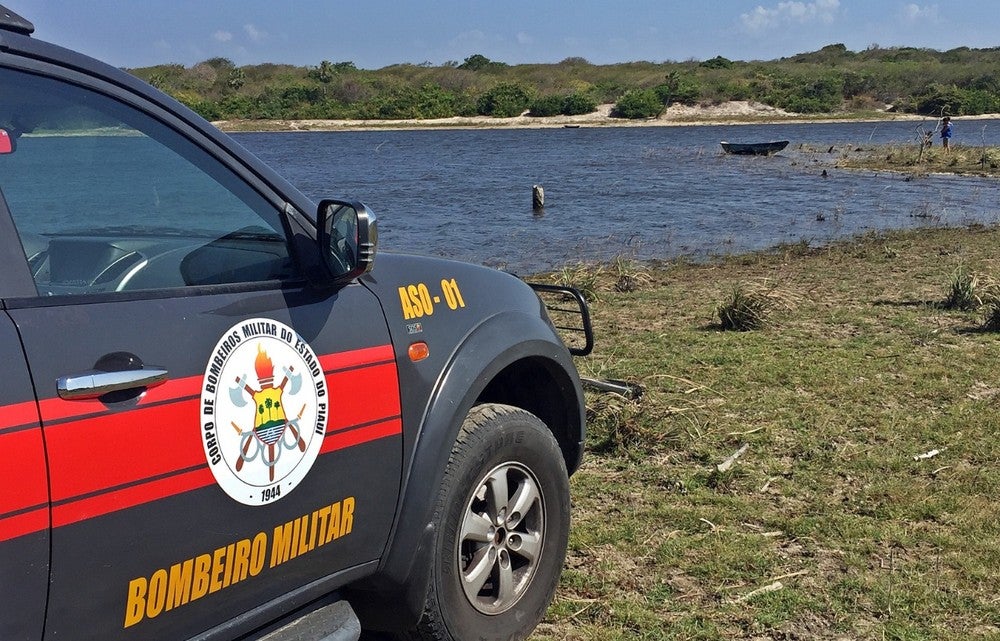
[0,65,402,641]
[0,313,48,641]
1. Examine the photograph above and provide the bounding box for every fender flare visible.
[349,310,584,628]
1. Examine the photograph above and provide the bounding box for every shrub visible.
[782,96,830,113]
[528,95,564,117]
[476,82,532,117]
[458,54,507,72]
[215,94,253,118]
[719,80,753,101]
[585,392,648,455]
[592,81,628,104]
[529,92,598,117]
[552,263,601,303]
[298,100,350,119]
[562,92,597,115]
[842,71,879,98]
[308,60,357,83]
[779,75,843,113]
[716,284,772,331]
[189,100,222,121]
[364,83,463,119]
[715,281,794,331]
[943,266,986,310]
[915,84,962,115]
[611,89,662,119]
[653,77,701,106]
[611,256,652,293]
[982,300,1000,331]
[700,56,733,70]
[915,84,1000,116]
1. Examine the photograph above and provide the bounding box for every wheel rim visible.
[457,461,545,615]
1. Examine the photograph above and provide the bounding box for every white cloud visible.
[902,4,939,23]
[243,24,266,42]
[741,0,841,33]
[212,30,233,43]
[516,31,534,45]
[452,29,488,46]
[449,29,506,54]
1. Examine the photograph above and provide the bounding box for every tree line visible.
[128,44,1000,122]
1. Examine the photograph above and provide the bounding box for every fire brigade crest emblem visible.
[201,318,328,505]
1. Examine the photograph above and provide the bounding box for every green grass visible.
[533,225,1000,641]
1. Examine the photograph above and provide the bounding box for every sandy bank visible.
[212,100,992,133]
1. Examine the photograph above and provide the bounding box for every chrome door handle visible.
[57,367,168,400]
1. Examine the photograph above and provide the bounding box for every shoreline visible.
[213,101,1000,133]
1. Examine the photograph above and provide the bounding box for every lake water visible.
[236,119,1000,275]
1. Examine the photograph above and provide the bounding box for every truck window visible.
[0,67,294,295]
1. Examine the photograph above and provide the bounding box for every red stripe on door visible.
[32,345,402,530]
[0,429,49,516]
[51,467,215,528]
[326,362,402,427]
[45,399,206,503]
[322,418,402,454]
[0,399,41,432]
[51,419,403,527]
[35,374,203,424]
[319,344,396,372]
[0,508,49,543]
[44,359,401,503]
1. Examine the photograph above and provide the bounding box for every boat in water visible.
[720,140,789,156]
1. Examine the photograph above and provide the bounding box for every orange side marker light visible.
[408,342,429,362]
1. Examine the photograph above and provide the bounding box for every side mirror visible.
[316,199,377,282]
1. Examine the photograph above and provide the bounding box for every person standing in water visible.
[940,116,953,151]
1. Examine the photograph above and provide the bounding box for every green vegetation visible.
[610,89,662,119]
[476,82,533,117]
[129,45,1000,124]
[530,224,1000,640]
[529,92,598,117]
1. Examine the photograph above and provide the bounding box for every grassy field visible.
[534,225,1000,640]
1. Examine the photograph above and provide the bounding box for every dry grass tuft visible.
[543,254,654,301]
[982,300,1000,332]
[715,280,796,331]
[584,391,646,455]
[610,256,652,293]
[943,265,998,311]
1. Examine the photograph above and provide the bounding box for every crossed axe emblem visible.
[228,365,307,482]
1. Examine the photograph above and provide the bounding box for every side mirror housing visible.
[315,199,377,283]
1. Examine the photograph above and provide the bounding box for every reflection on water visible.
[237,119,1000,274]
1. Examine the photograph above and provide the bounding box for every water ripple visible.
[237,120,1000,274]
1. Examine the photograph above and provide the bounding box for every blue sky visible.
[13,1,998,70]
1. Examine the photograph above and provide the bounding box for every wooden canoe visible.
[720,140,789,156]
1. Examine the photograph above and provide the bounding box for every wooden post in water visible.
[532,185,545,212]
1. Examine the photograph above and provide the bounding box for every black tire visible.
[413,403,570,641]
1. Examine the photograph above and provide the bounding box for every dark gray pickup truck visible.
[0,6,588,641]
